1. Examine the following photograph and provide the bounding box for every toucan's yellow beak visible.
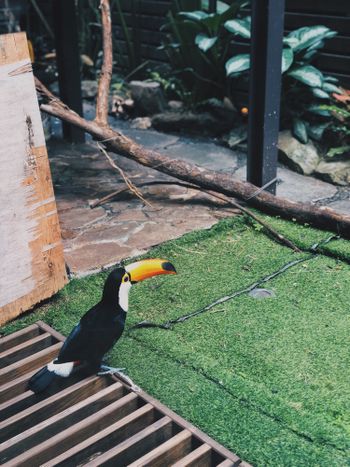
[125,258,176,283]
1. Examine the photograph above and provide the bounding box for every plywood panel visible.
[0,32,67,325]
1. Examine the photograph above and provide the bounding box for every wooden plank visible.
[0,369,37,404]
[127,429,192,467]
[0,332,53,368]
[126,381,243,465]
[44,404,159,467]
[36,320,65,342]
[0,32,68,325]
[0,324,40,352]
[0,341,62,386]
[1,392,139,466]
[0,381,125,462]
[172,443,212,467]
[0,376,106,443]
[216,460,236,467]
[0,391,31,421]
[83,416,173,467]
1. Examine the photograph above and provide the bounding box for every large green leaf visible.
[312,88,330,99]
[288,65,323,88]
[281,48,293,73]
[307,122,330,141]
[293,119,309,144]
[178,11,208,22]
[327,145,350,157]
[308,105,331,117]
[225,54,250,76]
[224,17,251,39]
[324,75,339,83]
[284,26,337,53]
[195,33,218,52]
[322,82,342,94]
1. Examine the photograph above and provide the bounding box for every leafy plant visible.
[320,89,350,157]
[224,21,340,144]
[160,0,248,103]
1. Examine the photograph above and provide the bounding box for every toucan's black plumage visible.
[28,260,176,393]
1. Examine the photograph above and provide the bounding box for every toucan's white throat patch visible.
[118,280,132,312]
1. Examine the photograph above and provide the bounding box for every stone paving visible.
[48,116,349,276]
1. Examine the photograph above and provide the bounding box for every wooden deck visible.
[0,321,250,467]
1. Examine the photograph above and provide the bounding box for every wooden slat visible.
[0,391,31,421]
[132,382,243,465]
[44,404,159,467]
[83,416,173,467]
[1,392,139,466]
[0,323,247,466]
[216,460,236,467]
[0,332,53,368]
[36,320,65,342]
[127,429,192,467]
[0,376,106,443]
[0,381,125,462]
[0,374,90,421]
[172,443,213,467]
[0,324,40,352]
[0,369,38,404]
[0,342,62,386]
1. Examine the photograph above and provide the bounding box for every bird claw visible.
[97,366,140,392]
[97,365,126,375]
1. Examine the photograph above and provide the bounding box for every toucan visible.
[28,258,176,393]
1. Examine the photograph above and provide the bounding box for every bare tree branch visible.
[36,78,350,238]
[95,0,113,126]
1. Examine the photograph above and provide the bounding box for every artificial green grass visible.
[2,216,350,466]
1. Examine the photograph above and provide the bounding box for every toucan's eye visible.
[123,274,129,283]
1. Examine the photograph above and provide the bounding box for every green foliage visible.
[223,19,339,143]
[160,0,248,102]
[320,91,350,158]
[163,2,341,144]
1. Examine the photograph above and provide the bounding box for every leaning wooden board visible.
[0,321,251,466]
[0,32,67,324]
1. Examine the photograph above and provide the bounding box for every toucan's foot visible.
[97,366,140,392]
[97,365,126,375]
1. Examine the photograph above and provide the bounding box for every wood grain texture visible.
[0,32,67,325]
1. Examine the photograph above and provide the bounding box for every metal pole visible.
[52,0,85,143]
[247,0,285,194]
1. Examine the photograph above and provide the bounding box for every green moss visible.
[2,214,350,466]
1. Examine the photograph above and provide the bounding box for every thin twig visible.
[128,256,312,331]
[97,143,153,208]
[91,179,301,252]
[95,0,113,126]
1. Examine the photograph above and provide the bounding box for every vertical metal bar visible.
[52,0,85,143]
[247,0,285,194]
